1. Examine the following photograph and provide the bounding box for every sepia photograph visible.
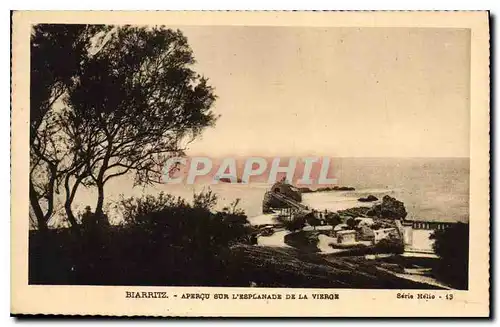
[11,11,490,317]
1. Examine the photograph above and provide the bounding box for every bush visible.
[281,214,306,232]
[30,190,253,286]
[118,191,251,248]
[325,213,342,227]
[430,223,469,289]
[306,213,321,230]
[284,231,319,253]
[346,217,358,229]
[193,188,218,211]
[374,234,404,254]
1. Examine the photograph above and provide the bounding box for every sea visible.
[64,157,469,226]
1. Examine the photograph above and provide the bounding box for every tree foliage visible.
[29,25,217,229]
[29,24,110,231]
[62,25,217,223]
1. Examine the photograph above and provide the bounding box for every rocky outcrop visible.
[316,186,355,192]
[270,181,302,202]
[298,186,356,194]
[366,195,407,220]
[334,186,356,191]
[358,195,378,202]
[337,206,372,218]
[262,181,302,213]
[217,176,242,183]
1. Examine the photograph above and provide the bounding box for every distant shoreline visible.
[298,186,356,193]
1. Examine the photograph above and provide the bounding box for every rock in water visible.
[367,195,407,219]
[358,195,379,202]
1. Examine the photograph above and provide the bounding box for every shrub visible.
[113,191,253,284]
[221,198,247,224]
[306,213,321,230]
[325,213,342,227]
[430,223,469,289]
[30,190,253,286]
[193,188,218,211]
[284,231,319,253]
[117,190,251,247]
[289,218,306,231]
[374,233,404,254]
[346,217,358,229]
[281,214,306,232]
[118,192,188,226]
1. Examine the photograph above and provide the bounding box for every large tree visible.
[29,24,108,231]
[62,25,217,224]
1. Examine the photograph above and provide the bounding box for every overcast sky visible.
[177,27,470,158]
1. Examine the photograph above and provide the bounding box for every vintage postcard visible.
[11,11,490,317]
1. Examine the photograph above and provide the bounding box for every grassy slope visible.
[226,245,441,289]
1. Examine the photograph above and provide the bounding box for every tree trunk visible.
[64,202,79,231]
[95,181,109,226]
[93,139,112,226]
[29,180,48,232]
[43,164,57,223]
[95,182,105,215]
[64,174,82,231]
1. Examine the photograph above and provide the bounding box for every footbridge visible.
[267,192,311,218]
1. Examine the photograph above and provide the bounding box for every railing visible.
[266,192,311,219]
[269,192,310,211]
[410,221,455,230]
